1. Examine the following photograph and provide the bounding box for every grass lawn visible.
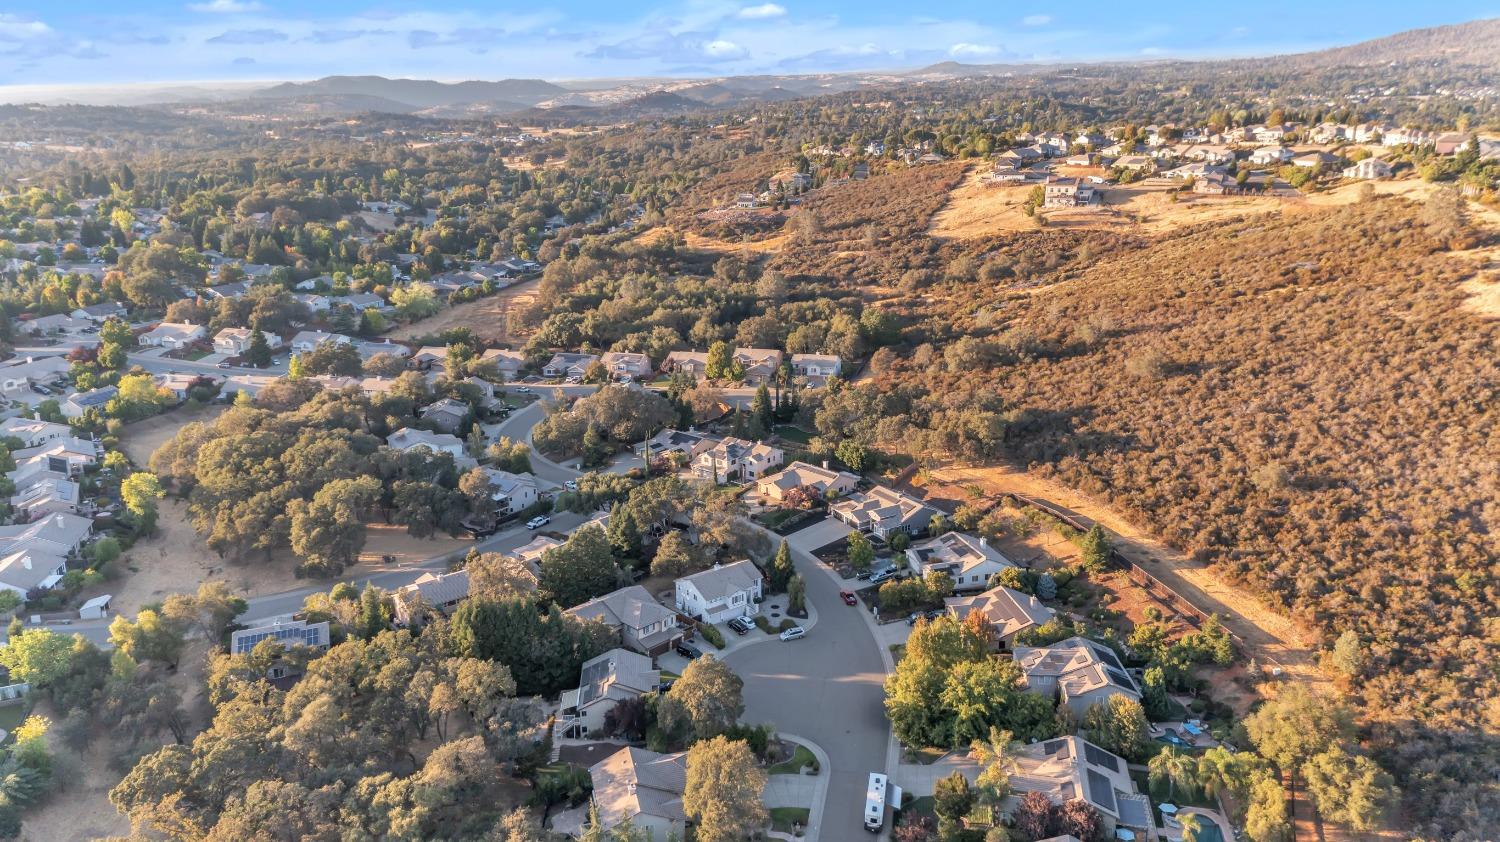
[902,796,936,819]
[0,705,27,743]
[768,743,817,775]
[774,425,814,445]
[769,807,810,834]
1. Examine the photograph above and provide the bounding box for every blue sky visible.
[0,1,1496,88]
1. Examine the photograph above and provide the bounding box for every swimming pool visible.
[1193,823,1225,842]
[1156,729,1192,747]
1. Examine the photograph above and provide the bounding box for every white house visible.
[905,531,1015,591]
[693,437,782,484]
[386,427,467,460]
[1248,146,1294,165]
[674,559,763,624]
[290,330,352,354]
[789,354,841,383]
[0,418,73,449]
[138,322,205,350]
[567,585,683,656]
[1343,158,1393,180]
[62,386,117,418]
[213,328,278,356]
[481,468,539,515]
[0,548,67,596]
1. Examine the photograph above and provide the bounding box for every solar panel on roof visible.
[1084,743,1121,771]
[1086,769,1117,814]
[1105,668,1136,690]
[1090,643,1124,669]
[1041,739,1065,755]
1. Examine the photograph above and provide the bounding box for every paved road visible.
[239,510,589,623]
[725,537,891,842]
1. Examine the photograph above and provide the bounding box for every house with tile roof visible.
[944,585,1055,650]
[567,585,683,656]
[754,461,859,504]
[1013,636,1142,717]
[906,532,1015,592]
[831,485,938,540]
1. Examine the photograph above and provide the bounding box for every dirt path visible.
[927,463,1326,688]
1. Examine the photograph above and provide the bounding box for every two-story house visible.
[694,437,783,484]
[674,560,763,624]
[566,585,683,656]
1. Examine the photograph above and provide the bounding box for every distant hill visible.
[252,75,568,109]
[1276,17,1500,68]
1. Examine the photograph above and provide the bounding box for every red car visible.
[839,590,858,606]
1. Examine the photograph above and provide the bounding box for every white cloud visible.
[0,14,53,38]
[1140,46,1165,55]
[1021,14,1052,26]
[736,4,787,19]
[187,0,265,12]
[703,39,747,58]
[948,42,1000,58]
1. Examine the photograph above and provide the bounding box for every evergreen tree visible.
[245,328,273,367]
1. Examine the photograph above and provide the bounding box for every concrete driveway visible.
[787,519,853,555]
[725,527,890,842]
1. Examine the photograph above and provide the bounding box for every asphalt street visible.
[725,538,892,842]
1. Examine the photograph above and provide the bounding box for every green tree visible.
[288,476,381,576]
[1244,770,1292,842]
[705,341,732,381]
[538,525,619,607]
[1148,746,1200,801]
[683,735,768,842]
[1301,745,1396,831]
[1244,684,1354,771]
[245,328,273,367]
[0,629,79,686]
[932,771,974,840]
[108,608,187,668]
[846,531,875,570]
[1077,524,1111,572]
[1081,695,1151,762]
[767,540,795,593]
[121,471,164,518]
[649,530,700,579]
[1328,630,1366,679]
[659,655,744,742]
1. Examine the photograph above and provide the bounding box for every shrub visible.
[697,622,726,649]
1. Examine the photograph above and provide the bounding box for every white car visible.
[516,386,533,393]
[564,479,579,491]
[779,626,806,642]
[526,515,550,530]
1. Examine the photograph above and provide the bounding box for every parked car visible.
[655,680,675,694]
[839,590,858,606]
[779,626,807,642]
[525,515,550,530]
[216,362,231,369]
[675,643,702,659]
[870,568,901,585]
[726,617,752,635]
[564,479,578,491]
[516,386,533,393]
[854,569,873,580]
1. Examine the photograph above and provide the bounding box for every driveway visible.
[786,519,853,555]
[724,529,890,842]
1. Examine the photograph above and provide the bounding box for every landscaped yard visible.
[769,807,810,834]
[773,425,814,445]
[767,743,817,775]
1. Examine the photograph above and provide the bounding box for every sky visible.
[0,1,1497,90]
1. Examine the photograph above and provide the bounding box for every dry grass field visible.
[390,276,542,345]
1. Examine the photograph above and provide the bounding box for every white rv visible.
[865,771,887,832]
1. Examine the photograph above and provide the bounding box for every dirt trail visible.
[928,463,1326,688]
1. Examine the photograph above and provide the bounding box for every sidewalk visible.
[656,590,820,673]
[765,733,832,842]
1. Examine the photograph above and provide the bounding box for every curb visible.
[773,732,832,842]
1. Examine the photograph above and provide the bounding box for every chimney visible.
[979,537,988,547]
[822,460,829,470]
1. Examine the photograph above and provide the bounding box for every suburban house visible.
[558,648,661,738]
[733,348,783,384]
[1249,145,1295,165]
[155,372,209,402]
[481,348,527,376]
[0,548,67,596]
[229,617,332,680]
[11,436,101,479]
[394,569,471,625]
[543,352,600,379]
[1013,636,1142,716]
[1042,177,1096,208]
[1292,151,1341,169]
[204,281,251,300]
[693,437,783,484]
[944,585,1055,650]
[386,427,467,460]
[295,293,331,313]
[0,357,71,397]
[905,532,1015,591]
[290,330,352,355]
[662,351,710,378]
[754,461,859,505]
[138,322,205,350]
[643,429,722,467]
[1007,736,1155,839]
[600,351,653,380]
[830,485,938,539]
[356,340,412,363]
[62,385,117,418]
[566,585,683,656]
[412,346,448,369]
[508,535,561,581]
[674,560,763,624]
[0,418,73,449]
[419,397,471,433]
[480,468,540,515]
[10,476,82,519]
[1343,158,1393,180]
[0,511,93,559]
[789,354,841,384]
[213,328,273,356]
[20,314,90,336]
[341,292,391,312]
[71,302,126,322]
[575,748,688,840]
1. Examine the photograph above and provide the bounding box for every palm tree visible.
[1179,813,1203,842]
[968,727,1020,803]
[1149,746,1200,802]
